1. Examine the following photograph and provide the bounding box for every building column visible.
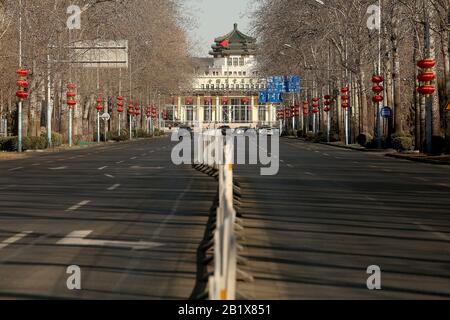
[251,96,258,127]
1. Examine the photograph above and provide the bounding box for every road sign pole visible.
[118,113,121,135]
[69,107,73,147]
[18,101,22,152]
[97,111,100,143]
[129,114,132,140]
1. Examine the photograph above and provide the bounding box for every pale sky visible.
[182,0,254,57]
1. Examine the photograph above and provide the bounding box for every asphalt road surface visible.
[0,137,216,299]
[235,138,450,299]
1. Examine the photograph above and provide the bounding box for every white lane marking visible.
[116,161,124,164]
[107,184,121,191]
[32,163,40,166]
[130,157,137,160]
[415,177,429,182]
[98,166,108,170]
[104,174,115,179]
[280,160,285,163]
[66,200,91,212]
[0,231,33,250]
[0,185,16,191]
[323,153,330,156]
[129,166,165,170]
[49,166,67,170]
[304,172,315,176]
[57,230,162,250]
[287,164,294,168]
[436,183,450,188]
[414,222,450,241]
[8,167,23,172]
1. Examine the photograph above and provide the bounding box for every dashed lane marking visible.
[0,231,33,250]
[107,184,121,191]
[66,200,91,212]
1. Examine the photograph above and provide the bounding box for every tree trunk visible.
[392,18,403,135]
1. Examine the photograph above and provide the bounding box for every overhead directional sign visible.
[259,75,301,103]
[69,40,129,68]
[57,230,163,250]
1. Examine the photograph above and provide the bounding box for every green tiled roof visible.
[209,23,257,57]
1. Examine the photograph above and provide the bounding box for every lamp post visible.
[96,96,103,143]
[17,0,24,152]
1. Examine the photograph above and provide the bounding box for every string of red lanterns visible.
[324,95,331,113]
[96,96,103,112]
[312,97,319,114]
[372,75,384,104]
[117,96,124,113]
[341,87,349,109]
[16,69,29,100]
[417,58,436,96]
[66,83,77,108]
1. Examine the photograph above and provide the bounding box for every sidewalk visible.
[288,138,450,166]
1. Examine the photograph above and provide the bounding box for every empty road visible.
[235,138,450,299]
[0,138,216,299]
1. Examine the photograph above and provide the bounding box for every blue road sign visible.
[381,106,392,118]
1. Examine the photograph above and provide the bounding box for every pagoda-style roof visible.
[209,23,257,57]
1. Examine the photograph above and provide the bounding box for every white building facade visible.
[171,23,278,129]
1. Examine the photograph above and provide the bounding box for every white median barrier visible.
[196,129,237,301]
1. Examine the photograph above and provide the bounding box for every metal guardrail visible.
[196,129,238,300]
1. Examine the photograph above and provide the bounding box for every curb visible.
[385,153,450,166]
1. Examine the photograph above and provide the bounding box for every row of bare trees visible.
[0,0,194,142]
[251,0,450,152]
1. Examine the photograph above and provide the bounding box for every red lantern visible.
[204,97,212,105]
[417,85,436,95]
[118,107,124,113]
[417,72,436,82]
[312,108,319,114]
[67,83,77,90]
[324,95,331,100]
[67,100,77,106]
[185,97,193,105]
[372,85,384,94]
[16,69,29,77]
[371,75,384,83]
[16,80,29,88]
[324,107,331,112]
[312,97,319,102]
[341,103,349,109]
[417,59,436,69]
[117,96,124,101]
[16,90,29,99]
[341,95,349,101]
[66,92,76,98]
[221,97,229,105]
[324,100,331,106]
[312,103,319,108]
[341,87,349,94]
[372,95,384,103]
[242,97,250,105]
[128,108,135,115]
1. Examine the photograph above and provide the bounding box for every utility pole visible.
[18,0,23,152]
